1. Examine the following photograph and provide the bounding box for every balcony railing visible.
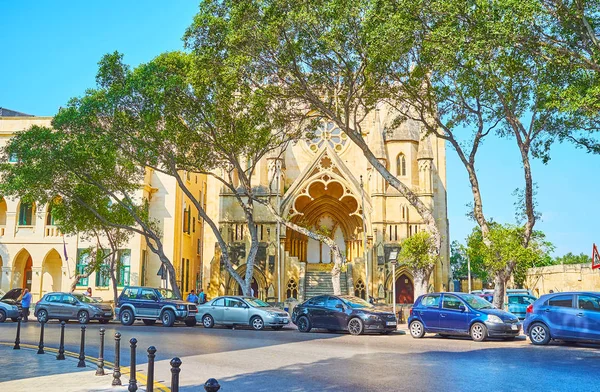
[45,226,61,237]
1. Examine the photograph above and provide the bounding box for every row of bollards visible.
[12,317,221,391]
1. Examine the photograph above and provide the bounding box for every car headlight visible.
[266,311,278,317]
[363,314,381,321]
[176,305,186,310]
[91,306,102,312]
[12,305,19,311]
[487,315,503,324]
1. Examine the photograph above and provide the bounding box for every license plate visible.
[386,321,397,326]
[511,324,518,330]
[104,312,112,316]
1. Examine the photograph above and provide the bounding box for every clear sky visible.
[1,1,598,257]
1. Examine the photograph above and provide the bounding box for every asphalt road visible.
[1,320,599,391]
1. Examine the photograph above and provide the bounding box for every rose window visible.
[306,121,348,153]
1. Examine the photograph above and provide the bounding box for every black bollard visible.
[146,346,157,392]
[77,325,86,367]
[13,316,21,350]
[128,338,138,392]
[112,332,122,386]
[204,378,221,392]
[170,357,182,392]
[37,320,45,354]
[96,327,105,375]
[57,321,66,360]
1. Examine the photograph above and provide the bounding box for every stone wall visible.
[526,263,600,295]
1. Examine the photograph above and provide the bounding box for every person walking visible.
[21,288,32,322]
[83,287,92,297]
[186,289,199,304]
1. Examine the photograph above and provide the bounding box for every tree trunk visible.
[69,270,94,293]
[331,248,343,295]
[492,272,506,309]
[109,257,119,306]
[412,269,429,301]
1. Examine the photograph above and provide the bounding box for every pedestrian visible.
[83,287,92,297]
[198,289,206,304]
[21,288,32,322]
[250,287,255,297]
[186,289,199,304]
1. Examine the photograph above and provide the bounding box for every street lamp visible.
[389,251,398,321]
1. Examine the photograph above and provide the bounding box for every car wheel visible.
[529,323,551,345]
[37,309,48,323]
[409,321,425,338]
[272,326,284,331]
[185,318,197,327]
[347,318,364,336]
[142,319,157,326]
[296,316,311,332]
[470,322,488,342]
[0,310,6,323]
[99,319,110,324]
[250,316,264,331]
[78,311,90,324]
[202,314,214,328]
[120,309,134,326]
[161,310,176,327]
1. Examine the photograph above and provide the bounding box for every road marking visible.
[0,342,170,391]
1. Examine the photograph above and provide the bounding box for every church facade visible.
[204,106,449,305]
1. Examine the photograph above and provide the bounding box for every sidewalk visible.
[0,344,149,392]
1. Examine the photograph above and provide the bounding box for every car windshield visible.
[245,298,270,307]
[74,295,100,303]
[341,296,374,309]
[157,289,181,300]
[462,294,495,310]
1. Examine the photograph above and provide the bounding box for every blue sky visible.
[1,1,598,257]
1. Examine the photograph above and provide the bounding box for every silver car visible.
[196,296,290,330]
[35,292,114,324]
[0,298,20,323]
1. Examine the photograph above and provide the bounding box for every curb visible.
[0,342,170,391]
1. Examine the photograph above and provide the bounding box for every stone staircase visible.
[304,270,348,298]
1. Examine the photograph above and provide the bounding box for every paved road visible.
[1,320,599,391]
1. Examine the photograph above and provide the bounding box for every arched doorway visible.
[41,249,63,294]
[395,273,414,304]
[12,249,33,290]
[237,277,259,297]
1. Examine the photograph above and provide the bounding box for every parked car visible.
[116,286,197,327]
[506,293,537,319]
[0,299,21,323]
[291,295,397,335]
[523,292,600,345]
[197,296,290,330]
[34,292,114,323]
[408,292,521,341]
[0,288,23,321]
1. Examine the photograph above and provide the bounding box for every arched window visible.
[46,204,56,225]
[18,202,35,226]
[0,198,7,226]
[396,153,406,176]
[355,279,366,300]
[286,279,298,299]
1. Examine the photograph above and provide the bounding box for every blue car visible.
[408,292,521,342]
[523,292,600,345]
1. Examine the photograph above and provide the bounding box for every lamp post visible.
[389,251,398,320]
[360,175,369,300]
[467,253,472,293]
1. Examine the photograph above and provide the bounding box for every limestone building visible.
[0,110,207,302]
[1,105,449,306]
[205,106,450,305]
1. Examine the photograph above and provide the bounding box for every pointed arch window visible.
[396,154,406,176]
[18,202,34,226]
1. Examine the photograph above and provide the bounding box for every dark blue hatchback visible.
[523,292,600,345]
[408,292,521,341]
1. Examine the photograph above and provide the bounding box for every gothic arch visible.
[41,248,63,294]
[11,248,33,289]
[225,265,268,299]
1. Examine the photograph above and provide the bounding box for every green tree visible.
[185,0,445,298]
[51,50,306,297]
[397,232,440,295]
[450,240,489,284]
[0,124,177,296]
[554,252,592,265]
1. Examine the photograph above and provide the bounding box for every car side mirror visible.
[335,303,344,310]
[458,305,466,312]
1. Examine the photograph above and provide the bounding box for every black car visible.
[292,295,397,335]
[115,286,198,327]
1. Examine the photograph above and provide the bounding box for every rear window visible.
[547,295,573,308]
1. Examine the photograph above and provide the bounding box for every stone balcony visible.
[45,225,61,237]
